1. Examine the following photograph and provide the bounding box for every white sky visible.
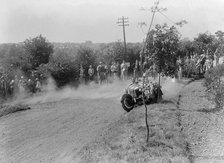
[0,0,224,43]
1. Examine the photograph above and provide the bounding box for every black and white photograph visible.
[0,0,224,162]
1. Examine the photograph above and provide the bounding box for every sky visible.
[0,0,224,43]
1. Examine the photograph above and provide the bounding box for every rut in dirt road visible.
[175,92,194,163]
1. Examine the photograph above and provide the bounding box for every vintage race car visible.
[120,78,163,112]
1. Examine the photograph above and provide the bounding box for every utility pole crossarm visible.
[118,25,129,26]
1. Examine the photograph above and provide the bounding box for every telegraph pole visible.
[117,16,129,59]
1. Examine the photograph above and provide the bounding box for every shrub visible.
[204,64,224,109]
[49,50,79,87]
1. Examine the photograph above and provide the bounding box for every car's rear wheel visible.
[121,94,134,112]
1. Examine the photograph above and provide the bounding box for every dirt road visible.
[0,78,200,163]
[0,84,125,163]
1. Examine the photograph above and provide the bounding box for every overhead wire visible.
[157,9,176,25]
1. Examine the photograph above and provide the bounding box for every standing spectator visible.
[79,65,85,84]
[116,62,121,78]
[196,56,201,75]
[177,57,183,80]
[185,56,190,64]
[9,79,15,95]
[196,53,206,75]
[88,65,94,82]
[120,60,128,80]
[0,77,3,97]
[213,48,219,67]
[97,62,104,85]
[0,76,5,97]
[110,61,118,81]
[27,78,35,93]
[133,60,140,82]
[205,56,213,71]
[104,64,109,83]
[13,75,19,94]
[201,50,207,74]
[35,78,41,93]
[18,76,25,94]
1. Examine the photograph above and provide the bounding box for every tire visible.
[121,94,134,112]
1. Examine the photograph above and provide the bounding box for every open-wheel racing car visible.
[121,78,163,112]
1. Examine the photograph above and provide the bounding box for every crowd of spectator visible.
[178,49,220,79]
[0,71,42,99]
[78,60,131,85]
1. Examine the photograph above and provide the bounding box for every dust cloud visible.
[13,76,184,105]
[22,77,130,105]
[161,77,185,99]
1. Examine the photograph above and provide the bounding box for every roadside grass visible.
[77,101,191,163]
[0,103,31,117]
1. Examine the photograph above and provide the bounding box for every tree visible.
[126,43,142,72]
[47,48,78,87]
[214,30,224,57]
[193,32,217,55]
[215,30,224,43]
[0,44,31,76]
[178,38,195,58]
[96,42,142,67]
[142,23,180,143]
[95,43,115,65]
[23,35,54,70]
[96,42,125,65]
[75,46,97,78]
[145,23,180,76]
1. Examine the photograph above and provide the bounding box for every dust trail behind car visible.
[18,77,184,105]
[21,78,130,105]
[161,77,185,99]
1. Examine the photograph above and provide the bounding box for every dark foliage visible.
[204,64,224,109]
[23,35,54,70]
[49,48,79,87]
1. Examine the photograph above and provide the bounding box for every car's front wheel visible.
[121,94,134,112]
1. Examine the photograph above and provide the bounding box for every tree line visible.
[0,35,142,98]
